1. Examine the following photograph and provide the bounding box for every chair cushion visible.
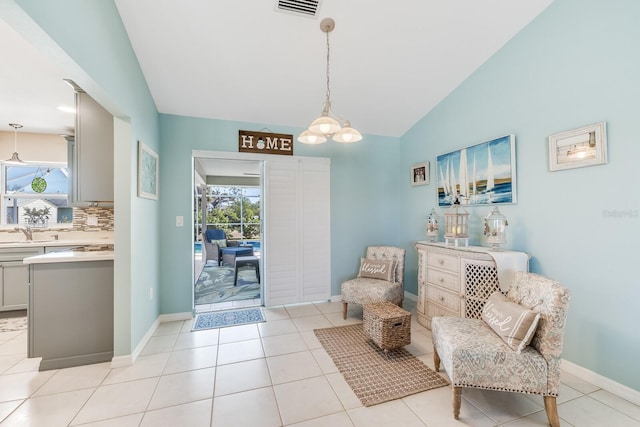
[220,246,254,256]
[341,278,403,305]
[357,257,397,282]
[432,316,550,395]
[205,229,226,242]
[482,291,540,353]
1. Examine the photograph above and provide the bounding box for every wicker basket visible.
[363,302,411,351]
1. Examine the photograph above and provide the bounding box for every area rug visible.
[194,264,260,305]
[192,307,265,331]
[0,316,28,332]
[314,324,449,407]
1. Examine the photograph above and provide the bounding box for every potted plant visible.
[23,207,50,228]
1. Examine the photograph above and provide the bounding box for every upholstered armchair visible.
[201,229,239,266]
[431,271,571,427]
[341,246,406,320]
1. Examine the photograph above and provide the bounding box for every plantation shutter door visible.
[300,158,331,302]
[264,160,301,305]
[264,157,331,306]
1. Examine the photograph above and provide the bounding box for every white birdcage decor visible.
[426,208,440,242]
[444,198,469,247]
[484,206,508,250]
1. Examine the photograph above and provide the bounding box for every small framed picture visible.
[548,122,607,171]
[138,141,159,200]
[411,162,429,186]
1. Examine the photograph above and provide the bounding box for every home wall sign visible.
[238,130,294,156]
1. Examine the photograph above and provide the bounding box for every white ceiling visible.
[0,0,553,139]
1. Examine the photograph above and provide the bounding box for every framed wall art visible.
[411,162,429,186]
[436,135,516,207]
[548,121,607,171]
[138,141,159,200]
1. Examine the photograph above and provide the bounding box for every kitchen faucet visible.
[15,226,33,241]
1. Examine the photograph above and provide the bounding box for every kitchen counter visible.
[0,237,113,249]
[23,250,114,264]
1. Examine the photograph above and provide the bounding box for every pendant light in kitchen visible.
[6,123,26,164]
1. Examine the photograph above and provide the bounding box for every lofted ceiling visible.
[0,0,553,140]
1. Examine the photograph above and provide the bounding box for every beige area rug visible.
[314,324,449,407]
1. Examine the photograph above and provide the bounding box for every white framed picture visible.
[411,162,429,186]
[548,122,607,171]
[138,141,159,200]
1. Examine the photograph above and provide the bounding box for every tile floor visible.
[1,300,639,426]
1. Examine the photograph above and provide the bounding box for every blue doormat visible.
[192,307,265,331]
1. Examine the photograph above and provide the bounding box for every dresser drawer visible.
[427,269,458,293]
[426,301,459,320]
[427,287,460,312]
[427,251,459,273]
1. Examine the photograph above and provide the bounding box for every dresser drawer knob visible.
[439,278,444,283]
[439,296,444,302]
[438,259,444,265]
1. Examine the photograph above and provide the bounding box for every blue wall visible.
[158,114,402,314]
[400,0,640,391]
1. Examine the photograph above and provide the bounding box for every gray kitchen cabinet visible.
[68,89,114,206]
[0,247,44,311]
[28,259,114,370]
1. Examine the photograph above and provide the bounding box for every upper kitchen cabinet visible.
[68,86,114,206]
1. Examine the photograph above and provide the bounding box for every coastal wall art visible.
[138,140,159,200]
[548,121,607,171]
[437,135,516,207]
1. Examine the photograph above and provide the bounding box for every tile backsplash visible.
[72,207,114,231]
[0,207,114,240]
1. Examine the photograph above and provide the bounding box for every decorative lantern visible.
[444,198,469,247]
[484,206,508,250]
[426,208,440,242]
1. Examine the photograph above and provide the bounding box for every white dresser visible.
[415,241,529,329]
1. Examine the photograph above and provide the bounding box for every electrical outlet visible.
[176,216,184,227]
[149,287,153,300]
[87,215,98,226]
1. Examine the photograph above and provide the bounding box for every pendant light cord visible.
[324,25,331,110]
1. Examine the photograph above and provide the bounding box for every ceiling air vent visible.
[276,0,321,18]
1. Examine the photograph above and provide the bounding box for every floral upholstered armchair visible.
[431,271,571,427]
[341,246,406,320]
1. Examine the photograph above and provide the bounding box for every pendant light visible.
[298,18,363,145]
[6,123,26,164]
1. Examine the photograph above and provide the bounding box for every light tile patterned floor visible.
[1,300,639,426]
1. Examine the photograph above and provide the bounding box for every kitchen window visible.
[2,163,72,226]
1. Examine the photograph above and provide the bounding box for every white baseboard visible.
[561,359,640,406]
[110,312,193,369]
[404,291,417,302]
[159,312,193,323]
[110,354,134,369]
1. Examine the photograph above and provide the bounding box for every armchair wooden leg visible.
[453,387,462,419]
[342,302,348,320]
[433,348,441,372]
[543,396,560,427]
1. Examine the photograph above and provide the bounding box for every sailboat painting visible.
[437,135,516,207]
